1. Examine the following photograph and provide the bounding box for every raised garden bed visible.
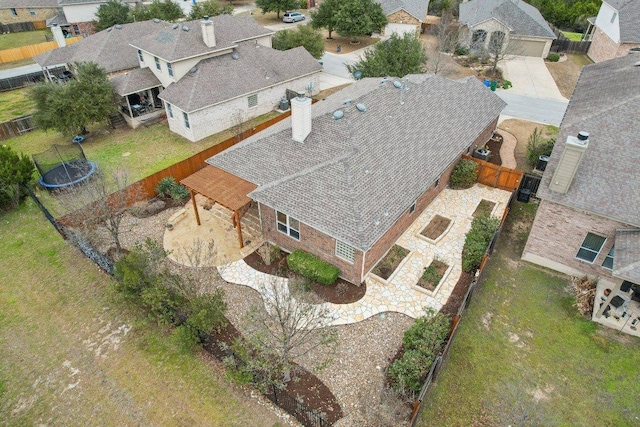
[371,245,410,280]
[473,199,496,218]
[420,215,452,241]
[416,259,449,292]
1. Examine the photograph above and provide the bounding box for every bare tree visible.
[175,237,220,298]
[229,109,249,142]
[241,276,338,384]
[429,11,460,75]
[357,382,410,426]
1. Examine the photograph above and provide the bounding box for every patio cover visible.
[180,165,257,248]
[110,68,161,96]
[613,229,640,284]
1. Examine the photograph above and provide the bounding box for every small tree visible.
[0,146,35,211]
[526,128,555,168]
[310,0,340,39]
[255,0,300,19]
[334,0,387,44]
[273,24,325,59]
[188,0,233,20]
[31,62,117,136]
[429,11,460,75]
[94,0,132,31]
[449,158,478,189]
[130,0,184,22]
[346,32,426,78]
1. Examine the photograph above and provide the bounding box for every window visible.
[137,49,144,62]
[10,8,17,16]
[336,240,355,263]
[471,30,486,50]
[602,246,614,270]
[72,24,79,34]
[154,56,161,71]
[29,8,35,15]
[183,112,190,129]
[167,62,173,77]
[276,211,300,240]
[576,233,606,263]
[248,93,258,108]
[409,200,417,214]
[167,103,173,118]
[611,12,617,23]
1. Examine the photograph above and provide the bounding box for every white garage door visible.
[507,39,547,57]
[385,23,417,37]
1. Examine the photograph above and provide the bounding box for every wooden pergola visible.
[180,166,257,248]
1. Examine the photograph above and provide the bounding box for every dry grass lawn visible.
[498,119,558,171]
[545,53,593,99]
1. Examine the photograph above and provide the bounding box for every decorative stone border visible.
[416,216,455,245]
[411,261,454,297]
[368,246,413,285]
[167,209,188,229]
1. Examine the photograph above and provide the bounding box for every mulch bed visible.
[485,132,503,166]
[371,245,410,280]
[420,215,451,240]
[243,250,366,304]
[473,199,496,218]
[205,319,344,424]
[416,259,449,292]
[130,196,186,219]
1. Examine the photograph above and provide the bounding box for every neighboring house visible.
[586,0,640,62]
[198,74,505,285]
[35,15,322,140]
[0,0,58,24]
[458,0,556,58]
[55,0,140,36]
[522,54,640,301]
[377,0,430,37]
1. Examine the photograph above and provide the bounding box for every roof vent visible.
[231,53,239,60]
[115,24,122,29]
[182,25,190,32]
[342,99,351,105]
[634,60,640,66]
[393,80,403,88]
[107,27,112,32]
[353,71,362,80]
[577,131,589,141]
[356,103,366,112]
[172,23,179,30]
[203,15,210,21]
[153,18,160,23]
[190,67,198,74]
[333,110,344,120]
[380,77,388,84]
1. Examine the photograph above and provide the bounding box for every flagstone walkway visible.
[217,184,512,326]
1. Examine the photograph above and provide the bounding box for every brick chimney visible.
[201,16,216,48]
[51,24,66,48]
[549,131,589,194]
[291,92,312,143]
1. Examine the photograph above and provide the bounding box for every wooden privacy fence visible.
[462,154,524,191]
[548,23,591,54]
[0,37,82,63]
[0,115,35,140]
[1,20,46,33]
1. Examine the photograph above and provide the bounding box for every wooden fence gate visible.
[462,155,524,191]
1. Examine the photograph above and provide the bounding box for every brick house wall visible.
[588,26,620,62]
[259,204,365,284]
[258,117,498,285]
[522,199,632,281]
[0,7,57,23]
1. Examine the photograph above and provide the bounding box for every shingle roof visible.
[459,0,555,39]
[131,15,273,61]
[58,0,137,5]
[537,54,640,227]
[0,0,58,8]
[110,67,161,96]
[606,0,640,42]
[377,0,429,21]
[158,42,321,113]
[613,229,640,283]
[207,74,506,251]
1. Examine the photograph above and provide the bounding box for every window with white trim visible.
[602,246,614,270]
[576,233,606,263]
[137,49,144,62]
[409,200,416,214]
[611,12,617,23]
[248,93,258,108]
[154,56,161,71]
[276,211,299,240]
[29,8,35,15]
[336,240,355,263]
[167,62,173,77]
[10,8,17,16]
[183,112,190,129]
[167,103,173,118]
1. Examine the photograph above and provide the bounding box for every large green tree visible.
[94,0,132,31]
[334,0,387,43]
[346,32,426,78]
[310,0,339,39]
[0,146,34,211]
[255,0,299,19]
[188,0,233,20]
[31,62,117,136]
[129,0,185,22]
[273,24,324,59]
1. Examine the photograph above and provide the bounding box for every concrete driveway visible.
[500,56,568,101]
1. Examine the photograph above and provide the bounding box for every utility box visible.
[473,148,490,161]
[518,188,531,203]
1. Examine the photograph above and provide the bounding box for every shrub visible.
[0,145,35,210]
[287,249,340,285]
[388,311,450,395]
[547,53,560,62]
[455,46,468,56]
[156,176,177,197]
[462,213,500,273]
[185,291,227,340]
[449,158,478,189]
[169,183,189,202]
[526,128,555,167]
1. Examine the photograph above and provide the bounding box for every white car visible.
[282,12,305,23]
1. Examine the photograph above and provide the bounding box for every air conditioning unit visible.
[473,148,490,161]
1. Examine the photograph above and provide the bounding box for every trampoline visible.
[32,144,96,189]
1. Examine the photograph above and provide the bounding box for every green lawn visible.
[562,31,584,41]
[0,201,282,426]
[0,87,35,122]
[0,30,52,50]
[420,201,640,426]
